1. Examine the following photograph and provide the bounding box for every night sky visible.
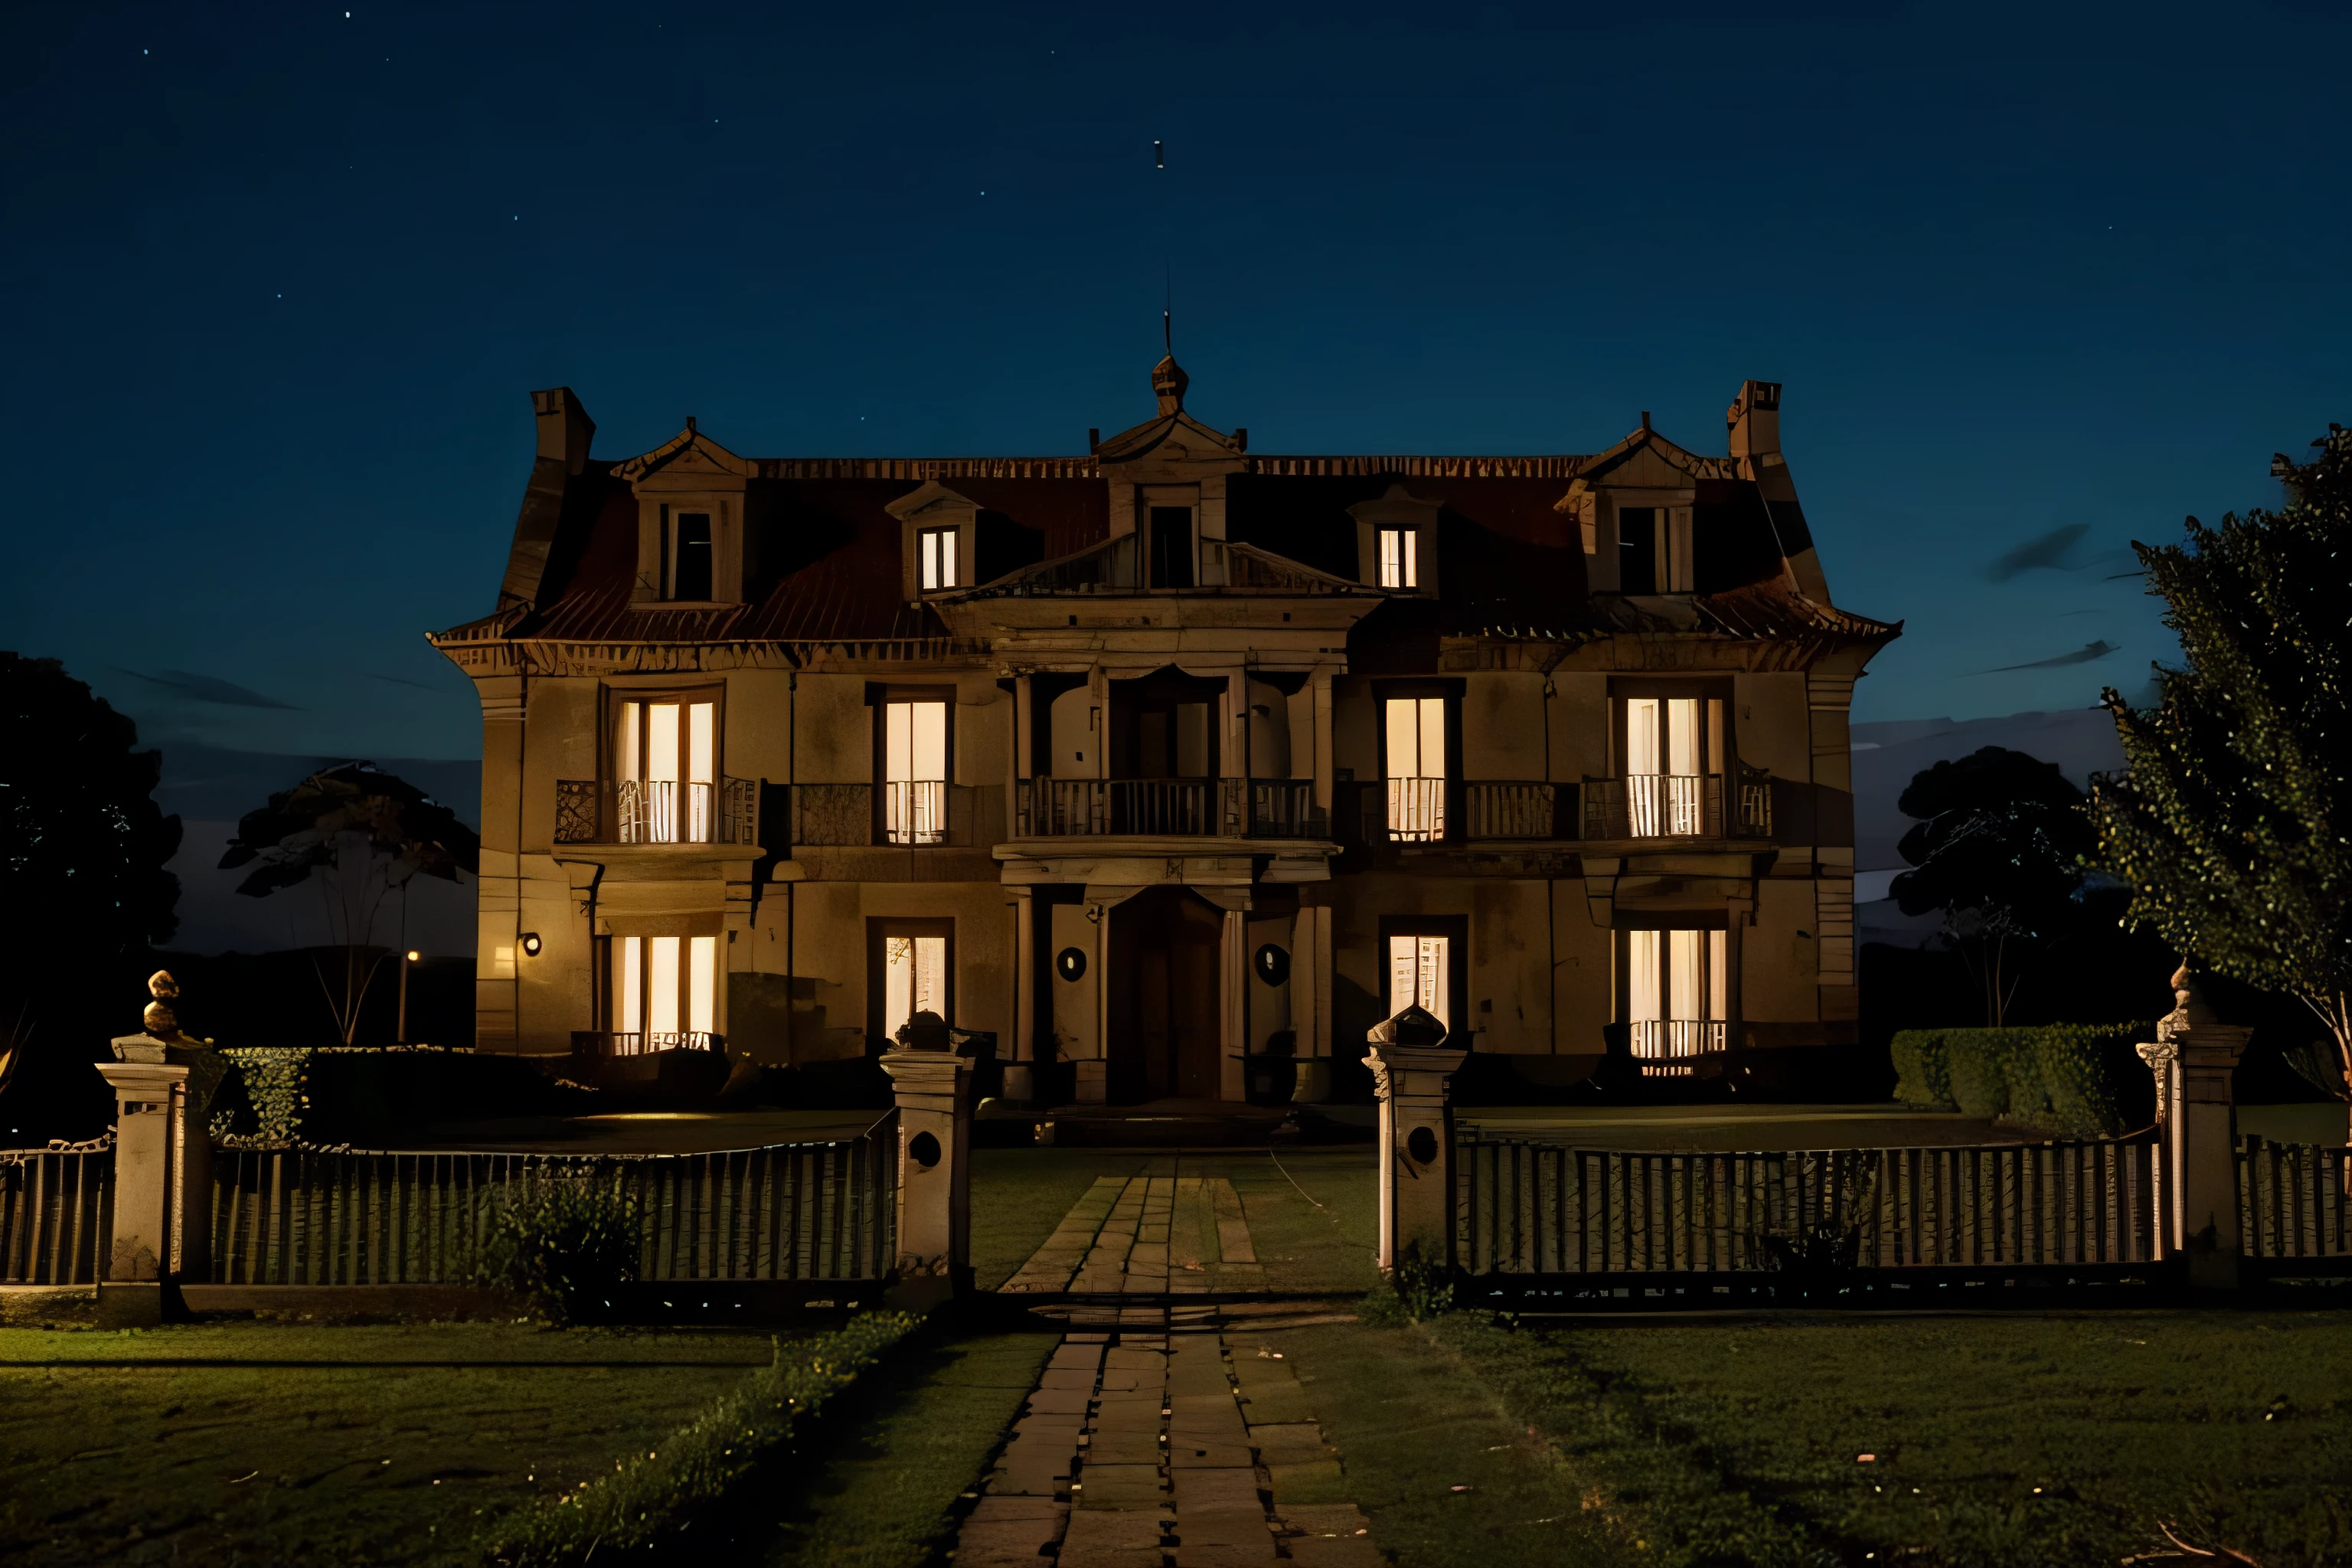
[7,2,2346,763]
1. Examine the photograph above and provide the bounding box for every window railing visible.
[884,779,948,845]
[1462,782,1562,840]
[1385,776,1446,842]
[1014,777,1327,839]
[1629,1019,1726,1064]
[554,778,759,845]
[570,1030,722,1059]
[1582,773,1772,841]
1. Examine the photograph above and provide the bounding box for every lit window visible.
[1626,928,1726,1071]
[919,527,958,590]
[1387,934,1449,1023]
[612,934,718,1053]
[884,700,948,845]
[616,695,717,842]
[1383,696,1446,841]
[884,933,948,1040]
[1377,526,1419,589]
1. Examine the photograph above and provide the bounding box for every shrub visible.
[478,1177,644,1324]
[1883,1023,2151,1138]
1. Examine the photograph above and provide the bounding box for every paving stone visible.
[1039,1367,1101,1390]
[970,1494,1064,1521]
[1073,1462,1168,1508]
[1067,1331,1112,1343]
[1168,1441,1253,1468]
[1245,1422,1330,1465]
[1266,1459,1348,1500]
[1283,1537,1383,1567]
[1086,1432,1165,1465]
[1060,1507,1171,1568]
[1231,1385,1313,1424]
[1024,1387,1095,1415]
[1171,1468,1263,1512]
[956,1518,1067,1565]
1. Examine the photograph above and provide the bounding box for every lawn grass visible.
[1258,1318,1638,1566]
[755,1329,1057,1566]
[0,1321,782,1566]
[1434,1308,2352,1568]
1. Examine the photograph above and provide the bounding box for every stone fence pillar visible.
[96,1035,211,1327]
[1365,1005,1465,1276]
[2138,968,2252,1290]
[878,1011,972,1309]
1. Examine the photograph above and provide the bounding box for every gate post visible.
[879,1011,972,1309]
[2138,965,2251,1289]
[1365,1005,1465,1276]
[94,1040,193,1328]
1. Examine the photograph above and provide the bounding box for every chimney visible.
[531,387,596,475]
[1726,379,1782,461]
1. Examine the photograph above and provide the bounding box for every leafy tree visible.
[218,763,479,1045]
[2089,424,2352,1099]
[0,655,182,1135]
[1891,746,2094,1026]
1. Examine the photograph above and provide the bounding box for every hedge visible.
[1890,1023,2152,1138]
[208,1045,590,1147]
[477,1310,920,1566]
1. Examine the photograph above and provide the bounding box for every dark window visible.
[673,512,713,599]
[1619,508,1657,594]
[1149,506,1194,589]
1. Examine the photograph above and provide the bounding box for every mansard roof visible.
[432,379,1894,659]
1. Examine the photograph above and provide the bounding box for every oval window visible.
[1055,947,1089,982]
[1253,944,1291,987]
[1406,1125,1439,1167]
[909,1130,942,1169]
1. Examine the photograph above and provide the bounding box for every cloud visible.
[1984,524,2090,581]
[113,667,303,710]
[1979,640,2120,673]
[367,671,441,691]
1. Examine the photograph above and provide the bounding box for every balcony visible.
[1583,774,1771,841]
[554,777,759,846]
[570,1029,722,1059]
[789,782,998,848]
[1461,782,1563,841]
[1630,1018,1726,1076]
[883,779,947,846]
[1014,777,1325,839]
[1384,776,1446,842]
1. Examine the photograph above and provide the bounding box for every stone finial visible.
[141,970,189,1043]
[1152,354,1189,416]
[1367,1004,1448,1049]
[893,1009,953,1052]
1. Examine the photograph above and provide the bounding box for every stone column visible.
[1365,1006,1465,1276]
[95,1042,195,1328]
[2138,968,2251,1290]
[1007,887,1037,1102]
[878,1012,973,1309]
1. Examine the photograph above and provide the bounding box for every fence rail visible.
[1458,1136,2161,1277]
[0,1142,115,1285]
[207,1122,896,1286]
[2239,1137,2352,1263]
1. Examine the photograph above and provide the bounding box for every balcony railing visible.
[1581,774,1771,841]
[1015,777,1327,839]
[1462,782,1562,840]
[1630,1018,1726,1075]
[1385,776,1446,842]
[570,1030,722,1059]
[554,777,758,846]
[884,779,947,846]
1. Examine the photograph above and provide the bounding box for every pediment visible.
[883,480,981,521]
[1573,426,1738,488]
[1347,482,1444,526]
[609,427,753,485]
[1095,410,1245,469]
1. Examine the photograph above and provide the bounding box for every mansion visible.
[430,359,1897,1102]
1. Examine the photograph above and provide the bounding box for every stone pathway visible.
[1003,1171,1263,1296]
[955,1325,1381,1567]
[961,1163,1379,1566]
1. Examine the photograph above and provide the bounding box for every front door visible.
[1109,887,1224,1102]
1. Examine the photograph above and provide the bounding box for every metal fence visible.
[1457,1135,2161,1277]
[206,1118,897,1286]
[2239,1137,2352,1265]
[0,1140,115,1285]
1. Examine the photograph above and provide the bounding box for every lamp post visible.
[398,949,421,1044]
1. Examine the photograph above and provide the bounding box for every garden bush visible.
[1889,1024,2151,1137]
[210,1044,590,1146]
[475,1176,645,1324]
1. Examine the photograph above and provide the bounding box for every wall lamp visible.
[519,932,543,957]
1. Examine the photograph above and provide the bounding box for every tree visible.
[218,763,479,1045]
[2088,423,2352,1099]
[1891,746,2094,1027]
[0,654,182,1135]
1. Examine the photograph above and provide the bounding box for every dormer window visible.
[662,508,714,600]
[919,527,959,591]
[1377,527,1420,589]
[1617,505,1694,593]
